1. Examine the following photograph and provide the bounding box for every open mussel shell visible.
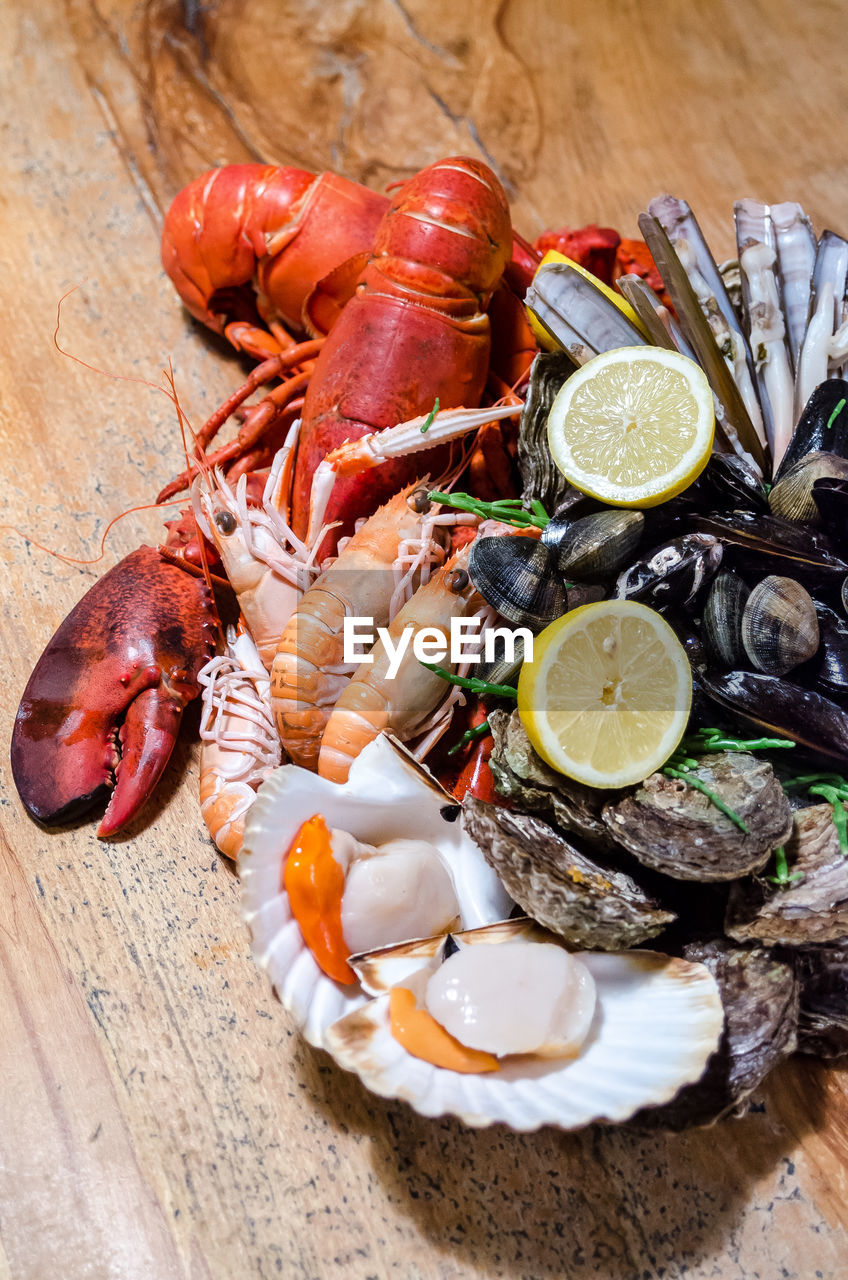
[768,451,848,525]
[463,797,674,948]
[774,379,848,482]
[632,939,798,1130]
[700,669,848,765]
[615,534,722,607]
[702,571,750,668]
[468,535,566,630]
[544,510,645,581]
[323,918,724,1132]
[740,575,819,675]
[602,753,793,882]
[726,803,848,946]
[239,734,512,1046]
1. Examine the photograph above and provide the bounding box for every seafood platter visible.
[12,159,848,1131]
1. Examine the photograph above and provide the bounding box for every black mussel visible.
[795,947,848,1058]
[812,476,848,547]
[774,379,848,483]
[843,576,848,618]
[544,509,645,581]
[740,575,819,675]
[602,752,792,881]
[468,536,566,631]
[702,571,750,668]
[689,453,769,514]
[615,533,722,607]
[726,804,848,947]
[768,451,848,526]
[797,601,848,698]
[487,708,615,849]
[700,669,848,765]
[517,351,575,512]
[689,511,848,587]
[462,798,675,950]
[632,939,798,1130]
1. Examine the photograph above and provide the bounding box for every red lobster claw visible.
[11,547,217,837]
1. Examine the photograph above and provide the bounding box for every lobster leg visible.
[11,547,217,837]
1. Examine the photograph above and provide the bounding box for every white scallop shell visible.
[324,920,724,1131]
[239,734,514,1047]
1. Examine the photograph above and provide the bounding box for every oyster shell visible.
[240,735,513,1046]
[602,752,793,881]
[324,919,724,1131]
[726,803,848,946]
[632,938,798,1130]
[462,798,675,949]
[795,946,848,1058]
[517,351,576,513]
[487,708,614,849]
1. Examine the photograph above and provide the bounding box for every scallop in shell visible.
[240,734,513,1046]
[740,575,819,675]
[323,919,724,1131]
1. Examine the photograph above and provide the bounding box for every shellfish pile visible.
[236,192,848,1131]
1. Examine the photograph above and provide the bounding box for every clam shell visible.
[768,451,848,526]
[741,574,819,675]
[547,510,645,581]
[323,919,724,1131]
[468,535,566,629]
[240,734,513,1046]
[702,571,750,668]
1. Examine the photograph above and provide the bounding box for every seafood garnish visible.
[462,798,675,948]
[726,802,848,945]
[323,919,723,1131]
[240,734,512,1046]
[633,939,798,1130]
[602,753,793,881]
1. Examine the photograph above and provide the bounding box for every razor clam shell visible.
[726,803,848,946]
[632,939,798,1130]
[462,798,675,948]
[700,670,848,766]
[771,201,816,370]
[487,708,615,849]
[796,232,848,414]
[602,753,793,882]
[524,262,647,365]
[649,194,764,439]
[239,734,513,1047]
[638,210,767,473]
[795,946,848,1057]
[517,351,578,512]
[615,274,692,355]
[740,575,819,676]
[324,927,724,1131]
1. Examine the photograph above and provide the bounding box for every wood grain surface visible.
[3,1,848,1277]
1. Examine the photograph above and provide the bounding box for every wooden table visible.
[2,2,848,1276]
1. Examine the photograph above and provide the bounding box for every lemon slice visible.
[547,346,714,507]
[517,600,692,789]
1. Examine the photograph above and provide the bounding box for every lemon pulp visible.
[547,346,715,507]
[518,600,693,789]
